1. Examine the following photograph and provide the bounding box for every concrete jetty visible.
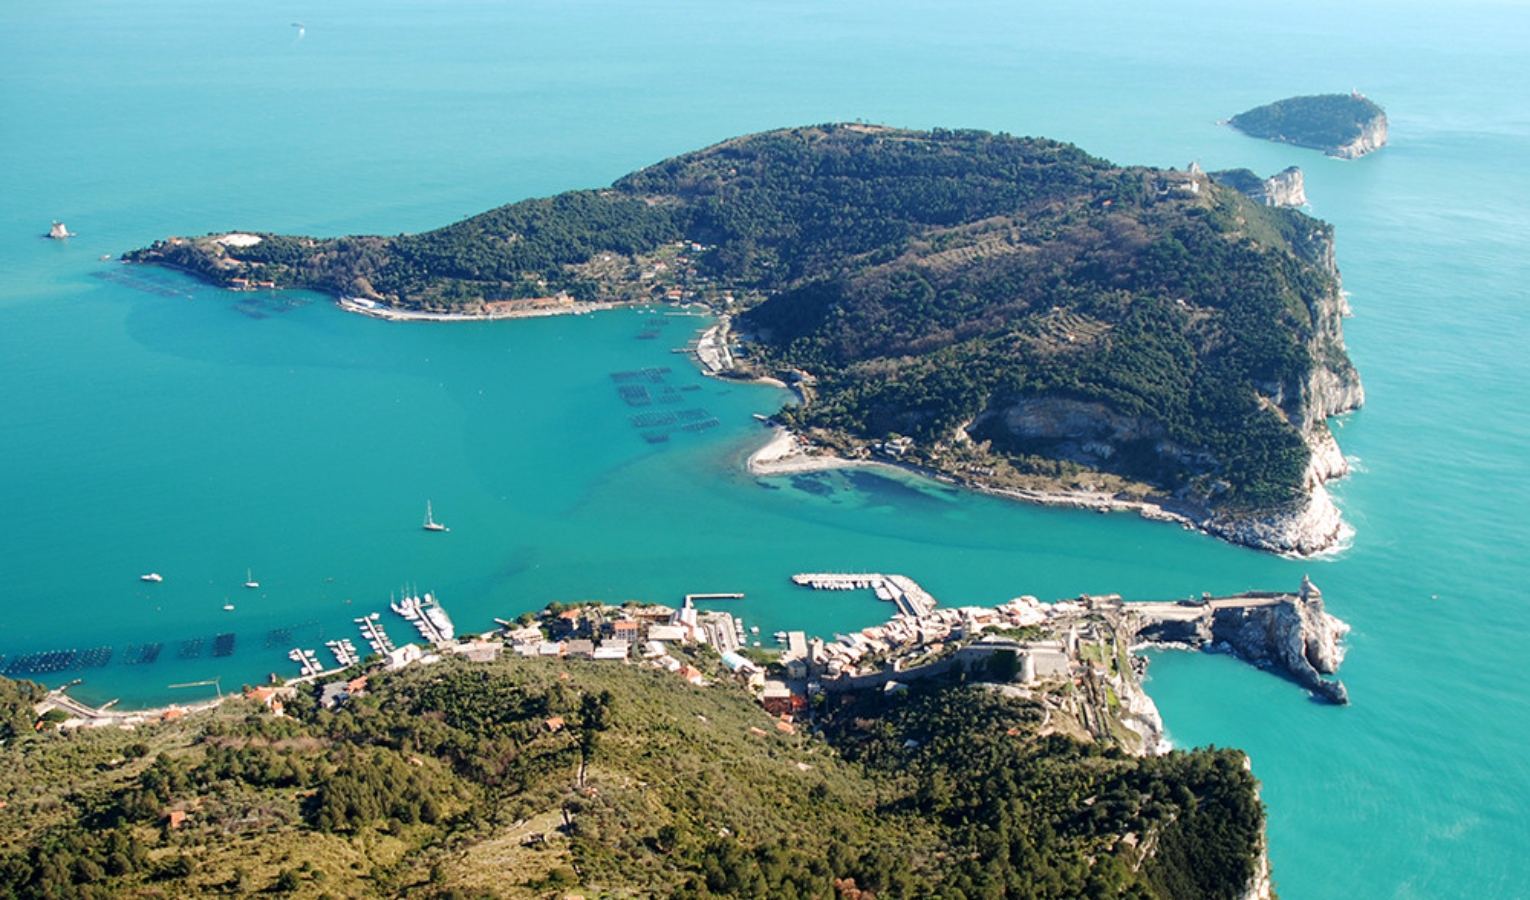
[792,573,937,618]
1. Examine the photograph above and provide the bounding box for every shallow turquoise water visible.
[4,1,1530,895]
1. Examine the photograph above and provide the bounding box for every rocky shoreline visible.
[746,425,1357,557]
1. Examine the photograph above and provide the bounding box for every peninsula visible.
[2,567,1337,898]
[1227,93,1388,159]
[126,124,1364,555]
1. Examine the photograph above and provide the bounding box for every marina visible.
[791,573,938,619]
[287,647,324,677]
[357,613,396,656]
[391,589,456,646]
[326,639,360,668]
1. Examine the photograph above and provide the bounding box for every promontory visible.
[126,123,1365,554]
[1227,93,1388,159]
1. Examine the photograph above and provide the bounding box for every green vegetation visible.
[126,123,1358,513]
[0,660,1265,899]
[1228,94,1386,154]
[0,677,46,740]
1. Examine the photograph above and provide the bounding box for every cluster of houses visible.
[496,598,746,688]
[809,595,1054,679]
[261,577,1104,724]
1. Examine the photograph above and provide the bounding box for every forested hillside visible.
[0,661,1264,899]
[127,124,1358,514]
[1228,94,1386,155]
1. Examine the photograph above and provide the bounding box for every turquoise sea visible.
[4,0,1529,895]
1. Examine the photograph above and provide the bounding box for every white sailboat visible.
[423,500,449,532]
[243,568,259,589]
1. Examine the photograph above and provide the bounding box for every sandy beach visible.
[747,426,883,476]
[338,295,622,322]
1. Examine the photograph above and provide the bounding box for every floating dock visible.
[356,614,395,655]
[326,639,360,668]
[288,648,324,677]
[391,591,456,646]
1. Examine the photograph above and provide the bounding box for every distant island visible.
[1226,93,1388,159]
[126,124,1364,555]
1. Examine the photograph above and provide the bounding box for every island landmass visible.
[126,124,1364,555]
[1226,93,1388,159]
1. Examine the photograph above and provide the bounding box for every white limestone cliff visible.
[1331,113,1388,159]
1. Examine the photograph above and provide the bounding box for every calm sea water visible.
[4,0,1529,895]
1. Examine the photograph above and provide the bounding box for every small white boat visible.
[48,221,73,240]
[244,568,259,589]
[223,602,235,611]
[422,500,449,532]
[141,573,163,583]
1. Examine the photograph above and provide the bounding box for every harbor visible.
[357,613,396,656]
[391,590,457,646]
[791,573,938,618]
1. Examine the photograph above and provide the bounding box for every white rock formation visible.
[1331,114,1388,159]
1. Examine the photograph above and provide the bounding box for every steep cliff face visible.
[978,397,1206,471]
[1239,778,1275,900]
[1127,578,1350,703]
[1205,482,1349,556]
[1209,577,1349,703]
[1231,225,1363,554]
[1332,114,1388,159]
[1211,166,1307,207]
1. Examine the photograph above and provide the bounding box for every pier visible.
[288,648,324,677]
[684,592,745,602]
[391,591,457,646]
[791,573,937,618]
[326,639,360,668]
[356,614,396,655]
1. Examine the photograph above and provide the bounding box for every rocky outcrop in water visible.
[1211,166,1307,207]
[1209,577,1349,703]
[1128,577,1350,704]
